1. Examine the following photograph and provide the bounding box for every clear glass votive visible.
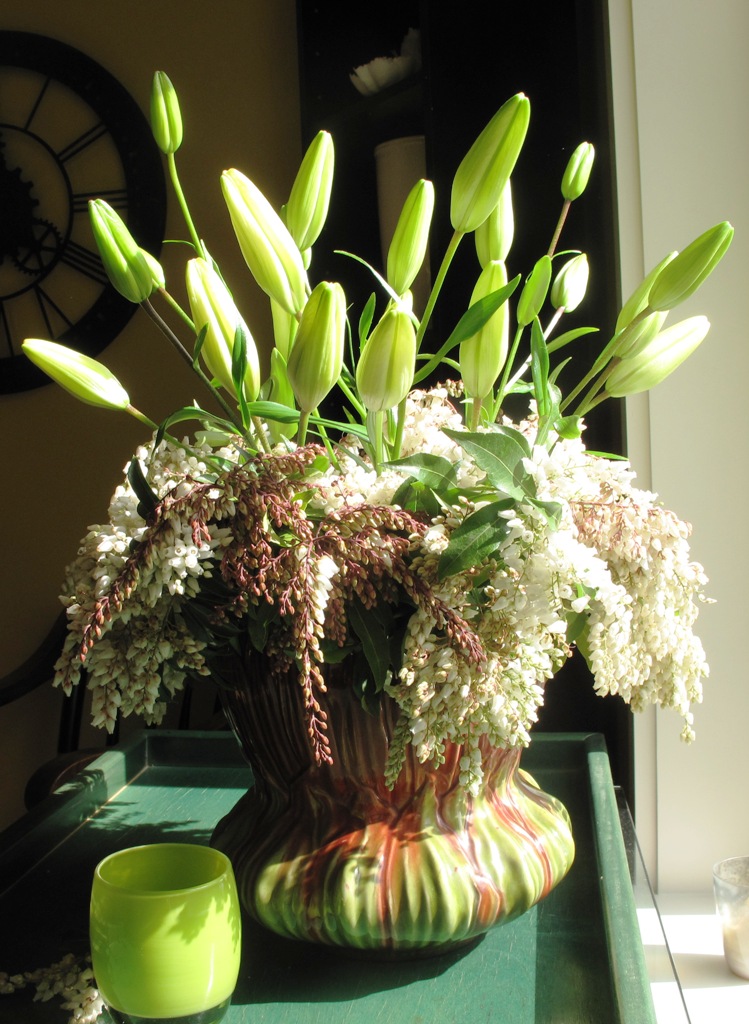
[90,843,242,1023]
[713,855,749,979]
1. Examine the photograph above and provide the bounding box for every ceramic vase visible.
[211,650,575,956]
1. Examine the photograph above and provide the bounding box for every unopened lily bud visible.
[611,310,667,360]
[616,252,677,332]
[22,338,130,410]
[460,261,510,399]
[516,255,552,327]
[89,199,156,304]
[221,168,308,316]
[475,180,513,266]
[387,178,435,296]
[270,297,298,361]
[550,253,589,312]
[150,71,183,154]
[605,315,710,397]
[286,281,346,413]
[140,248,165,291]
[186,258,260,400]
[356,308,416,412]
[450,93,530,233]
[648,221,734,312]
[286,130,334,252]
[561,142,595,201]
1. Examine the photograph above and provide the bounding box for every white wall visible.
[610,0,749,891]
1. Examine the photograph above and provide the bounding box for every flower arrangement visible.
[24,76,732,794]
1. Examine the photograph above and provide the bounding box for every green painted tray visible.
[0,731,656,1023]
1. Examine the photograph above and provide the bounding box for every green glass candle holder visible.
[90,843,242,1023]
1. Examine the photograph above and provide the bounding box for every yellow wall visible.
[0,1,301,828]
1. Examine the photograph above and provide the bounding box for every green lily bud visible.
[460,261,510,399]
[270,297,298,361]
[186,258,260,400]
[22,338,130,410]
[89,199,156,304]
[475,180,513,267]
[140,248,165,291]
[150,71,183,155]
[616,252,677,332]
[386,178,435,296]
[516,255,552,327]
[605,315,710,398]
[611,310,667,360]
[285,130,334,252]
[450,93,530,233]
[221,168,308,316]
[356,308,417,412]
[550,253,589,312]
[286,281,346,413]
[561,142,595,201]
[648,221,734,312]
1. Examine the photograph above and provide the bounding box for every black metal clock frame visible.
[0,31,167,393]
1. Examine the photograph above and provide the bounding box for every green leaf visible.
[178,601,214,644]
[530,317,550,418]
[565,610,588,645]
[386,453,458,495]
[335,250,403,310]
[413,276,520,384]
[535,381,561,449]
[545,326,599,355]
[246,400,300,424]
[359,292,377,349]
[443,426,535,500]
[348,597,392,691]
[548,357,571,388]
[527,497,563,529]
[127,457,159,518]
[391,479,443,517]
[246,601,279,653]
[319,639,355,664]
[586,449,629,461]
[566,584,596,645]
[192,323,208,367]
[232,323,251,428]
[437,499,513,579]
[308,414,369,439]
[154,404,217,449]
[351,650,383,715]
[556,414,584,439]
[450,280,519,345]
[505,380,535,395]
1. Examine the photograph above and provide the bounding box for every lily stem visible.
[141,299,244,433]
[168,153,204,257]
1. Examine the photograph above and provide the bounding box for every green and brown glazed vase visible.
[211,650,575,956]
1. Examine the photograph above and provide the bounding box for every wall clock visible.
[0,31,167,393]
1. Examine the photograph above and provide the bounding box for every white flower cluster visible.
[377,406,707,790]
[54,388,709,786]
[0,953,103,1024]
[384,501,598,792]
[526,432,708,739]
[55,439,238,731]
[309,386,482,512]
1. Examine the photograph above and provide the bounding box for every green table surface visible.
[0,731,656,1024]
